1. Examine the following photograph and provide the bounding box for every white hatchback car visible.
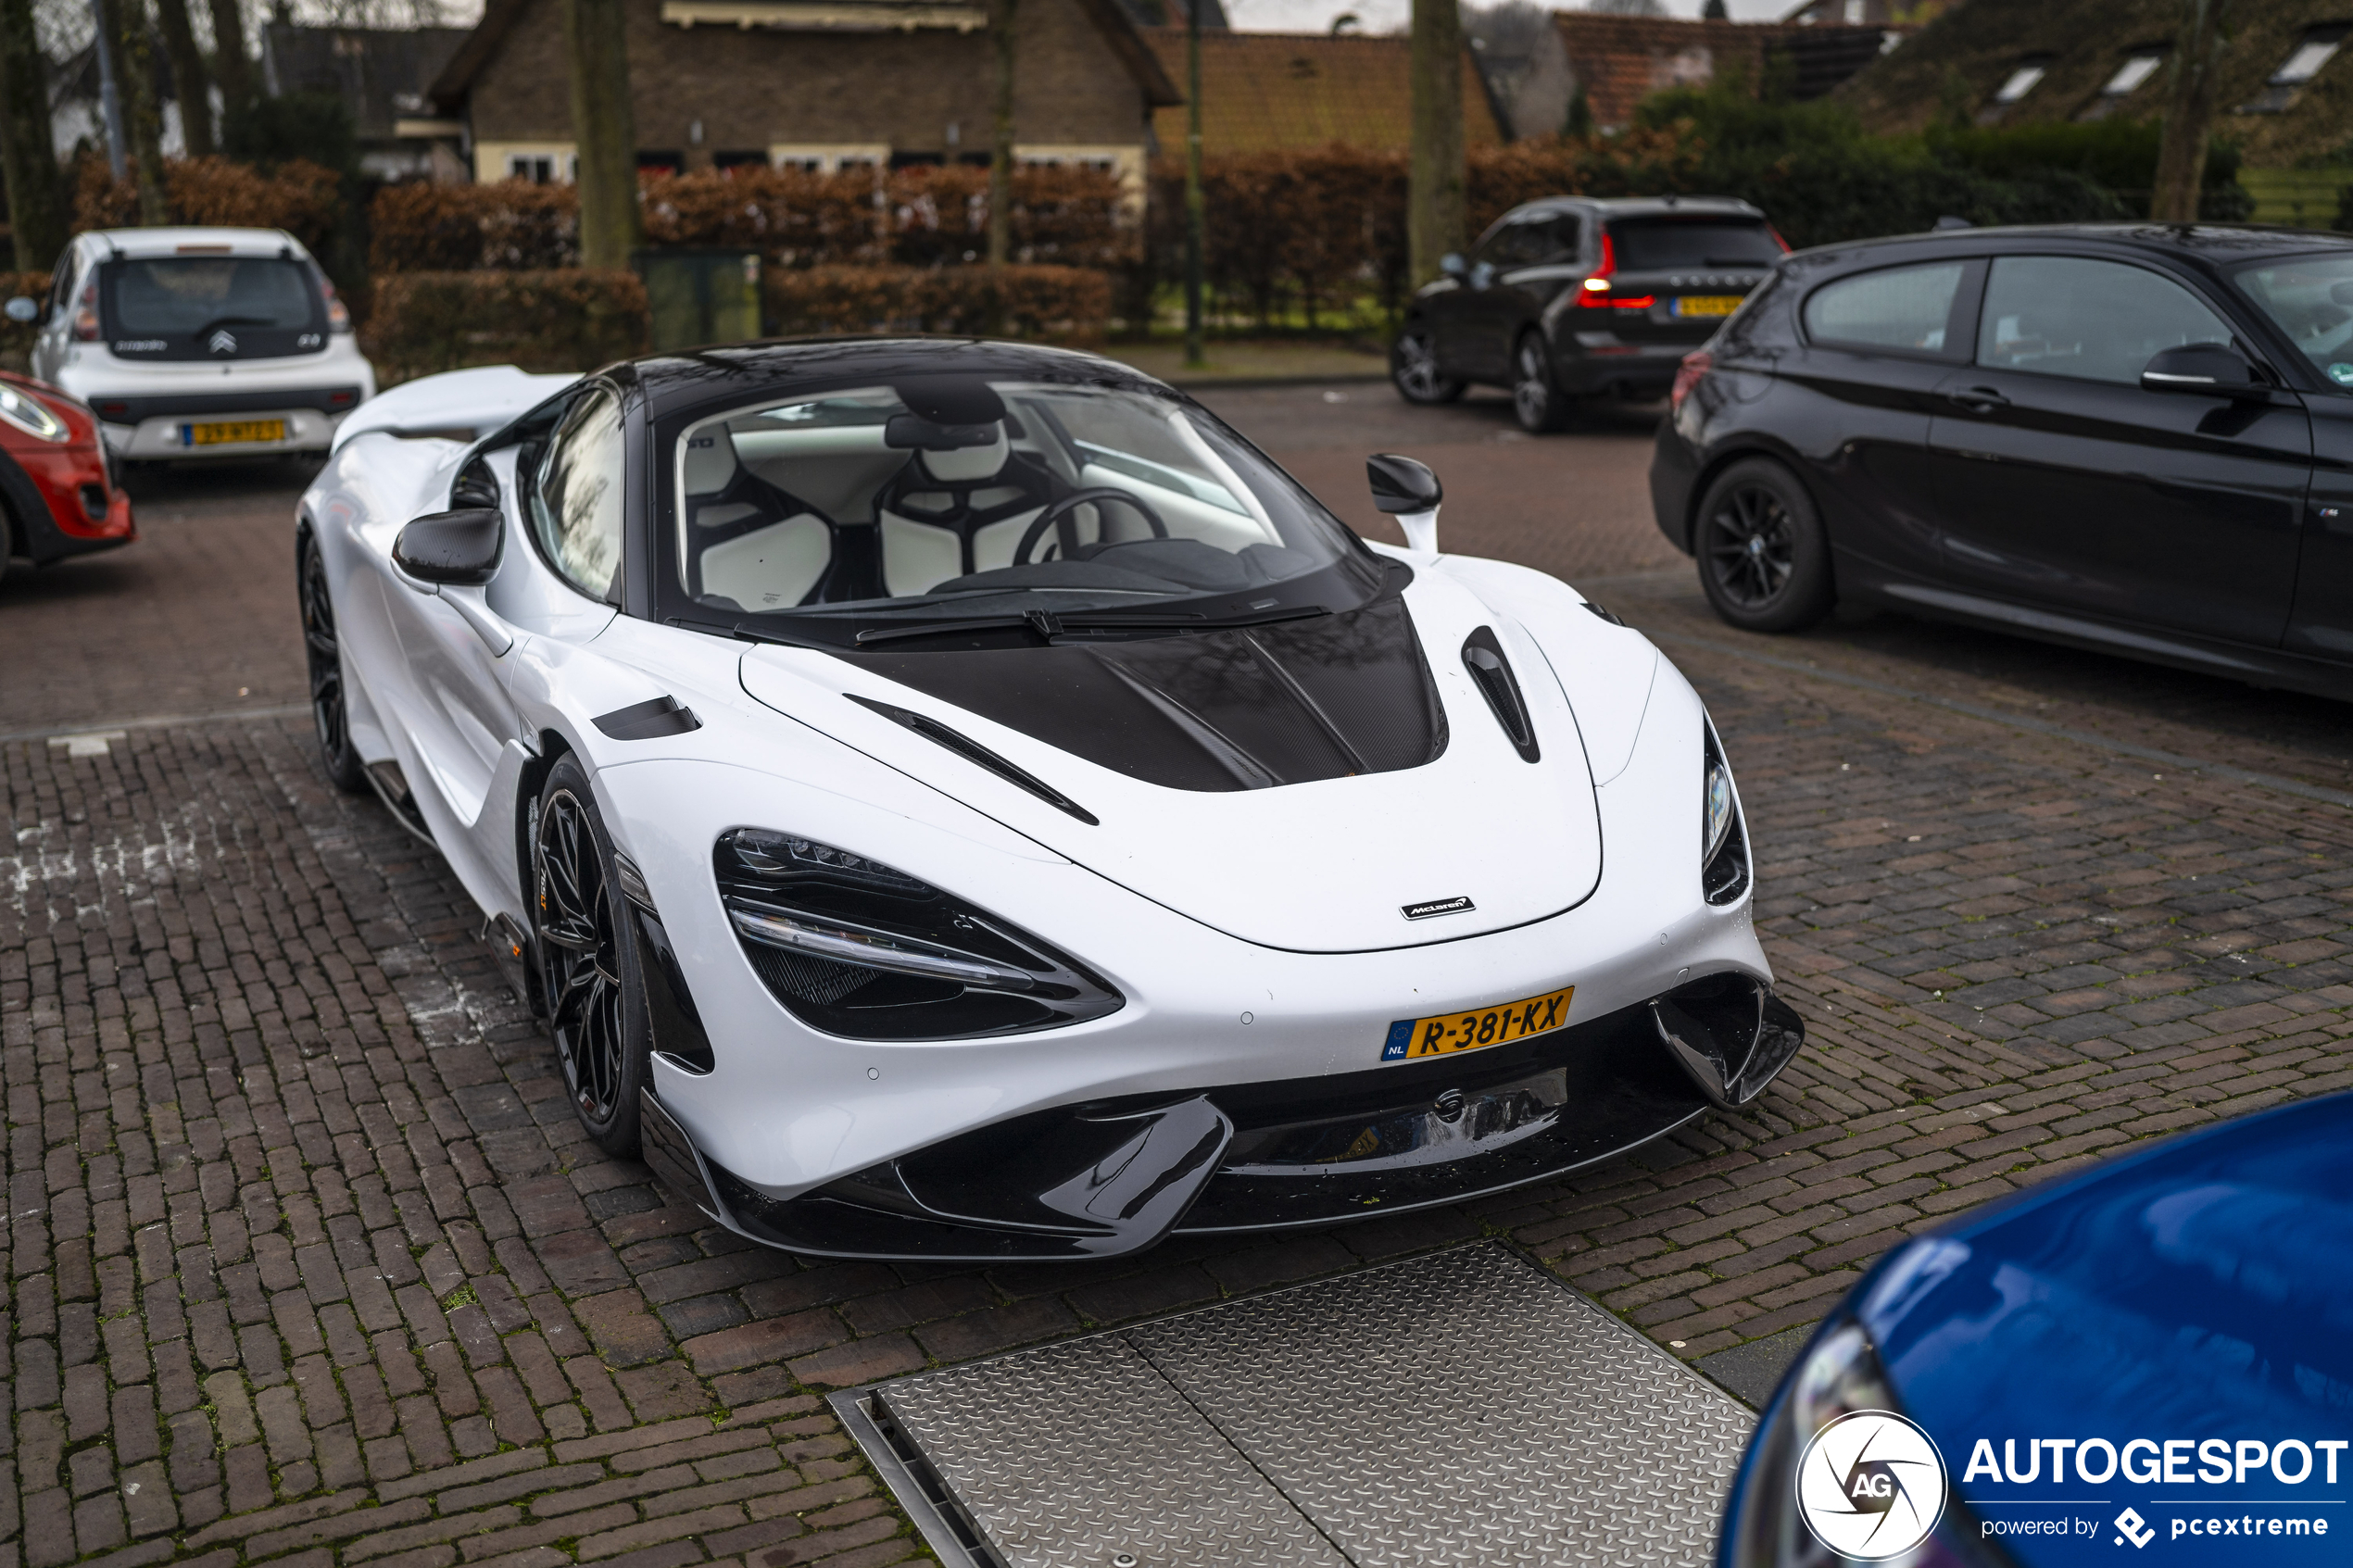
[17,227,376,461]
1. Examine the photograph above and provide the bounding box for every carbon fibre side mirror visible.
[395,507,503,585]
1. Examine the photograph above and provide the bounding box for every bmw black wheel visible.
[297,529,368,792]
[1511,333,1570,433]
[534,758,649,1157]
[1694,458,1836,633]
[1390,328,1465,405]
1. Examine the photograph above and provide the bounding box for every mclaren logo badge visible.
[1402,895,1475,921]
[208,328,237,356]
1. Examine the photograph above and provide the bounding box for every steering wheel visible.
[1012,487,1168,566]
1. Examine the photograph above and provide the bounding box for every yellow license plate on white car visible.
[1380,985,1574,1061]
[1674,295,1743,318]
[182,419,286,446]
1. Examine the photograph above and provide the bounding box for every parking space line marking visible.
[1648,630,2353,812]
[3,702,310,747]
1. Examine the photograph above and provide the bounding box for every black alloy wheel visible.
[1511,333,1570,433]
[1694,457,1835,633]
[534,758,649,1157]
[1390,328,1465,405]
[298,529,368,792]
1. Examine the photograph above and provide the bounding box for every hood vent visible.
[841,596,1448,793]
[1462,627,1539,762]
[847,695,1099,824]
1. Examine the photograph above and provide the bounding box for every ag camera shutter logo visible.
[1795,1410,1948,1561]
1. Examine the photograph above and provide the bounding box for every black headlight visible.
[715,828,1123,1040]
[1703,718,1750,906]
[1721,1311,2012,1568]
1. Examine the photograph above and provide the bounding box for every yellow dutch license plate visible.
[183,419,286,446]
[1380,985,1574,1061]
[1674,295,1743,318]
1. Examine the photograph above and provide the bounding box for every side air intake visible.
[1461,627,1539,763]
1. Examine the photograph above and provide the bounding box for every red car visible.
[0,369,133,584]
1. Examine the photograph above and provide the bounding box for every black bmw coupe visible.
[1651,223,2353,702]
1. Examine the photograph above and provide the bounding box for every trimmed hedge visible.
[361,270,648,386]
[74,156,345,253]
[371,163,1129,274]
[764,264,1111,340]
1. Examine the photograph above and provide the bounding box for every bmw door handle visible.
[1947,386,2011,413]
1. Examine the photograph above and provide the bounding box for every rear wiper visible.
[195,315,282,333]
[850,603,1327,647]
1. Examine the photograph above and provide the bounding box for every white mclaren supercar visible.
[299,339,1803,1261]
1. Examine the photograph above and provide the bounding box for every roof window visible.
[1992,58,2049,105]
[2272,25,2347,85]
[2100,50,2165,97]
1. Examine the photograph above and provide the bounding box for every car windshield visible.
[670,376,1368,628]
[2231,253,2353,388]
[103,257,317,335]
[1608,219,1781,270]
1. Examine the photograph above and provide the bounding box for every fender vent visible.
[595,696,700,741]
[1461,627,1539,763]
[849,695,1099,824]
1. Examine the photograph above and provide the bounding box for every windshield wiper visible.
[849,603,1327,647]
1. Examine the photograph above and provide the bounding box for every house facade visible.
[1137,29,1503,156]
[428,0,1179,194]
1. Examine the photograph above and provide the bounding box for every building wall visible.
[465,0,1151,172]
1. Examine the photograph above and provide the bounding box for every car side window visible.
[1803,261,1967,356]
[529,386,626,600]
[1977,256,2235,385]
[47,258,76,321]
[1471,221,1527,271]
[1521,216,1580,266]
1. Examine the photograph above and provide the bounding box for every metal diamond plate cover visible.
[878,1332,1351,1568]
[873,1243,1753,1568]
[1129,1244,1753,1567]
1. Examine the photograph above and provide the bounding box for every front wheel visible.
[1511,333,1570,433]
[297,529,368,793]
[533,757,651,1157]
[1694,458,1836,633]
[1391,328,1465,405]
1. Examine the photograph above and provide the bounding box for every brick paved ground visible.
[5,412,2353,1568]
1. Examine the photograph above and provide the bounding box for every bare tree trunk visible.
[566,0,638,270]
[986,0,1014,270]
[2151,0,2233,222]
[1407,0,1465,287]
[154,0,211,157]
[205,0,252,127]
[0,0,66,269]
[1182,0,1203,366]
[99,0,170,224]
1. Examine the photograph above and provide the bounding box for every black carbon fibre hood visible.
[843,597,1448,791]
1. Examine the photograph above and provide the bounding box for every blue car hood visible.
[1860,1091,2353,1564]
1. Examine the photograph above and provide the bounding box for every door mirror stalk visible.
[1367,453,1442,554]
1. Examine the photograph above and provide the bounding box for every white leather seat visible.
[685,424,832,611]
[879,426,1080,597]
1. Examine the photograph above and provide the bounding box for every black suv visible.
[1391,196,1783,433]
[1653,223,2353,703]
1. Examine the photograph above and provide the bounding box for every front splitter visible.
[832,1241,1755,1568]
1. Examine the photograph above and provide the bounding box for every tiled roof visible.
[1141,29,1503,155]
[1833,0,2353,168]
[1553,15,1793,133]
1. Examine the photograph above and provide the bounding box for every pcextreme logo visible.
[1796,1410,1949,1561]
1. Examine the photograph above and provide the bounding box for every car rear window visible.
[105,257,317,335]
[1804,262,1967,356]
[1608,219,1781,271]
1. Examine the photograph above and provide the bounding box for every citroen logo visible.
[208,328,236,355]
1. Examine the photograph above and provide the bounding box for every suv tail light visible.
[1577,232,1616,308]
[1671,350,1712,412]
[321,276,351,333]
[71,278,98,342]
